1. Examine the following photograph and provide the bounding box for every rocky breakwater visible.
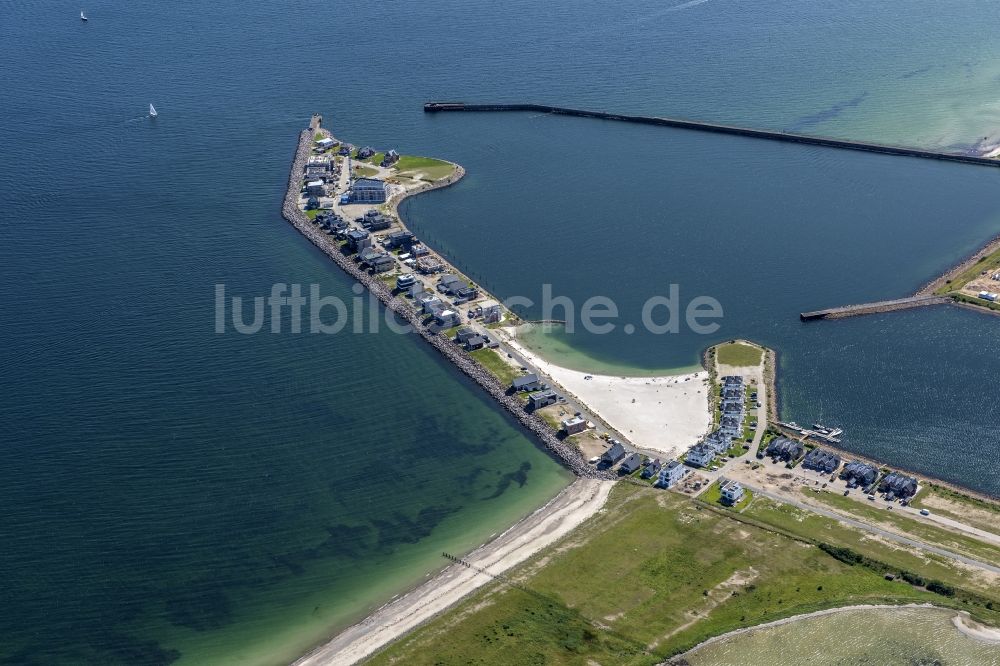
[282,127,612,480]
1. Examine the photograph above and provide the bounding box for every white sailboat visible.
[149,104,158,118]
[80,10,88,20]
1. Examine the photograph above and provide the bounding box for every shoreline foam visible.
[293,478,613,666]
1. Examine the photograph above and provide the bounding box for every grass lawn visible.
[951,292,1000,311]
[352,165,378,178]
[757,430,778,456]
[534,406,563,431]
[934,246,1000,294]
[727,441,749,457]
[701,481,753,511]
[911,484,1000,536]
[715,341,763,367]
[370,485,995,666]
[803,489,1000,566]
[469,348,519,387]
[394,155,456,181]
[743,497,1000,600]
[305,209,321,220]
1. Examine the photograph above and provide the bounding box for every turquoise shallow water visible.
[2,0,1000,662]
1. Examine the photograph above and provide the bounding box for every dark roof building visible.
[464,335,486,351]
[619,453,643,475]
[361,215,392,231]
[527,390,558,411]
[802,447,842,474]
[345,229,371,252]
[879,471,918,499]
[840,460,879,489]
[640,458,662,479]
[386,230,415,249]
[454,327,477,344]
[765,437,804,462]
[437,274,465,294]
[381,149,400,167]
[602,442,626,465]
[454,286,479,303]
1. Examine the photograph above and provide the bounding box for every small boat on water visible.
[148,104,158,118]
[80,10,88,20]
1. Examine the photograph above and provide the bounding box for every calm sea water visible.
[2,0,1000,662]
[404,114,1000,495]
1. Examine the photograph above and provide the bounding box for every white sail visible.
[80,10,87,20]
[149,104,157,117]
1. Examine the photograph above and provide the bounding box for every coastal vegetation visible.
[467,348,519,389]
[911,484,1000,535]
[369,484,998,665]
[394,155,456,180]
[952,292,1000,311]
[802,489,1000,566]
[743,498,999,599]
[715,341,764,367]
[700,480,753,510]
[353,165,379,178]
[933,245,1000,295]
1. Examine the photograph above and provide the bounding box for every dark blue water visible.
[403,113,1000,496]
[2,0,1000,662]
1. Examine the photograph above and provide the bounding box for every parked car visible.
[920,509,931,516]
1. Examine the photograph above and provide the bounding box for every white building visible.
[719,478,745,505]
[657,460,685,488]
[561,416,588,435]
[685,443,715,468]
[480,300,502,324]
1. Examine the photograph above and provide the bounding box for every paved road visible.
[747,485,1000,575]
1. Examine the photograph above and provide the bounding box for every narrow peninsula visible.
[282,115,1000,666]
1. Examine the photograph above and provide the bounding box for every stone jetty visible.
[424,102,1000,169]
[283,120,613,480]
[799,294,951,320]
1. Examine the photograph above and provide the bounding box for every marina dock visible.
[799,295,951,321]
[424,102,1000,168]
[777,420,843,445]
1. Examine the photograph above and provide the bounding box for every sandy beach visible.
[954,611,1000,643]
[498,330,711,457]
[294,478,613,666]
